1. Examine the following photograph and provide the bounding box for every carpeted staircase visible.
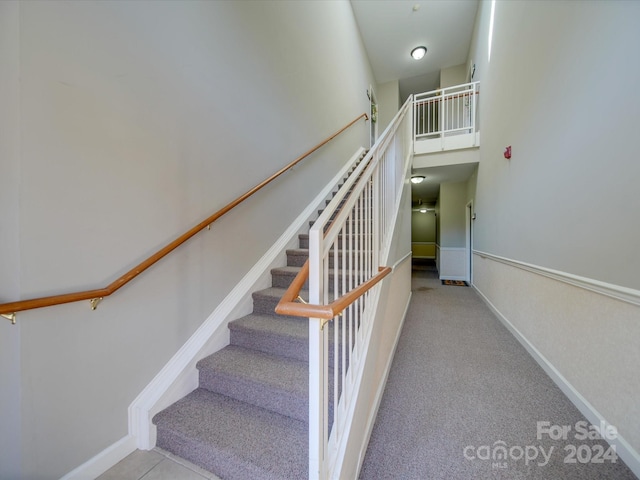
[152,155,366,480]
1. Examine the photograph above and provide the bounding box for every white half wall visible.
[414,132,480,155]
[473,252,640,477]
[413,147,479,169]
[437,247,466,281]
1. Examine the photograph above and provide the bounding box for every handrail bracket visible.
[89,297,103,310]
[320,317,333,330]
[2,313,16,325]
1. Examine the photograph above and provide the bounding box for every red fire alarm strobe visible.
[504,146,512,159]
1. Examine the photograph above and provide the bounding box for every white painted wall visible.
[440,63,467,88]
[439,181,467,248]
[0,2,22,478]
[376,80,400,133]
[0,1,376,477]
[411,211,436,243]
[468,0,640,467]
[470,0,640,290]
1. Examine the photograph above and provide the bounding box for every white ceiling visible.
[411,163,478,207]
[350,0,478,100]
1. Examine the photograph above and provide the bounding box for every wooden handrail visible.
[275,260,392,322]
[0,113,368,317]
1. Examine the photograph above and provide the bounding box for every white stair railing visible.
[307,96,413,479]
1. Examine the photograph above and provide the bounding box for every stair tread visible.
[153,388,307,480]
[253,286,307,298]
[286,248,309,255]
[271,265,304,275]
[229,313,308,340]
[197,345,307,396]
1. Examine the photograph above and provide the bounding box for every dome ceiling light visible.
[411,175,425,184]
[411,46,427,60]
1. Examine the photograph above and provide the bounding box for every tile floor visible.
[97,448,221,480]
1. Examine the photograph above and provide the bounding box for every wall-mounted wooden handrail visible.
[0,113,368,317]
[275,260,391,325]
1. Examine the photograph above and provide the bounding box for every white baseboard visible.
[128,148,367,451]
[473,284,640,478]
[60,435,137,480]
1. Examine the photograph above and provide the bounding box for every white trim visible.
[60,435,137,480]
[128,148,367,451]
[355,292,412,479]
[438,246,466,252]
[392,251,412,271]
[474,250,640,307]
[473,283,640,478]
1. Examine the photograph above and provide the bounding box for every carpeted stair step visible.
[286,248,309,267]
[318,206,371,217]
[271,265,371,289]
[270,266,308,289]
[309,217,374,229]
[287,248,370,267]
[228,313,341,366]
[153,388,307,480]
[229,313,309,362]
[252,287,303,317]
[197,345,308,422]
[298,233,376,249]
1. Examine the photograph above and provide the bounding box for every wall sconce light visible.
[411,175,425,184]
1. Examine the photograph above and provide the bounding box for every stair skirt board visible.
[126,149,368,474]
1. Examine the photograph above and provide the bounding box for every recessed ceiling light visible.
[411,175,425,184]
[411,46,427,60]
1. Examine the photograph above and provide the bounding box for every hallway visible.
[359,259,636,479]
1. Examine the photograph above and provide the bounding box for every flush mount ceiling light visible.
[411,175,425,184]
[411,46,427,60]
[419,208,427,213]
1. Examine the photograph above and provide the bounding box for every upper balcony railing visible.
[413,81,479,155]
